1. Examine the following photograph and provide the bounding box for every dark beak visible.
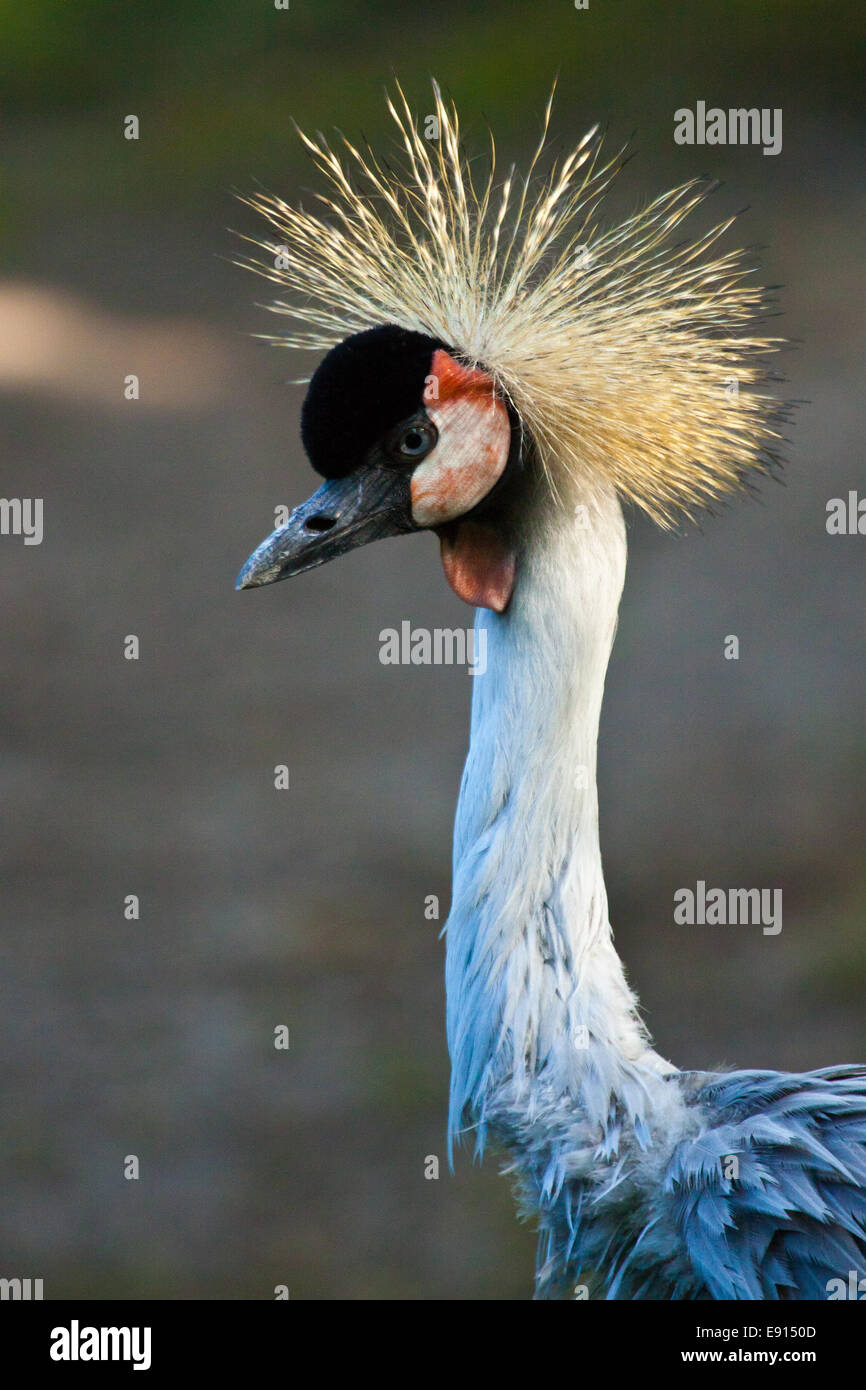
[236,464,415,590]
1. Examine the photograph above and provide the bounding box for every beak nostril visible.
[304,514,337,533]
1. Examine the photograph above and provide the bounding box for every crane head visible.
[235,80,784,597]
[236,323,522,612]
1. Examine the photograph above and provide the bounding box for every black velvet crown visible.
[300,324,448,478]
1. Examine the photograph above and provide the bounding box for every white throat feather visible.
[444,479,676,1171]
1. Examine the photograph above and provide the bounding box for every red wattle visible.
[438,522,516,613]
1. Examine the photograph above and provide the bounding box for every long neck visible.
[445,482,671,1156]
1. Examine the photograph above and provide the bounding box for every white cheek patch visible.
[410,388,511,527]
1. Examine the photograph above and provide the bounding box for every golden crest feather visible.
[237,80,784,526]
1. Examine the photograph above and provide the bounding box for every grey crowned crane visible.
[236,84,866,1299]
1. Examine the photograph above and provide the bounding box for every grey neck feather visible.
[444,481,677,1169]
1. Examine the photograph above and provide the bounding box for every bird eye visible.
[388,419,438,463]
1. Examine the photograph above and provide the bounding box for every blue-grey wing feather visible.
[657,1065,866,1299]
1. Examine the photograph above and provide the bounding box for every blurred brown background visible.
[0,1,862,1298]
